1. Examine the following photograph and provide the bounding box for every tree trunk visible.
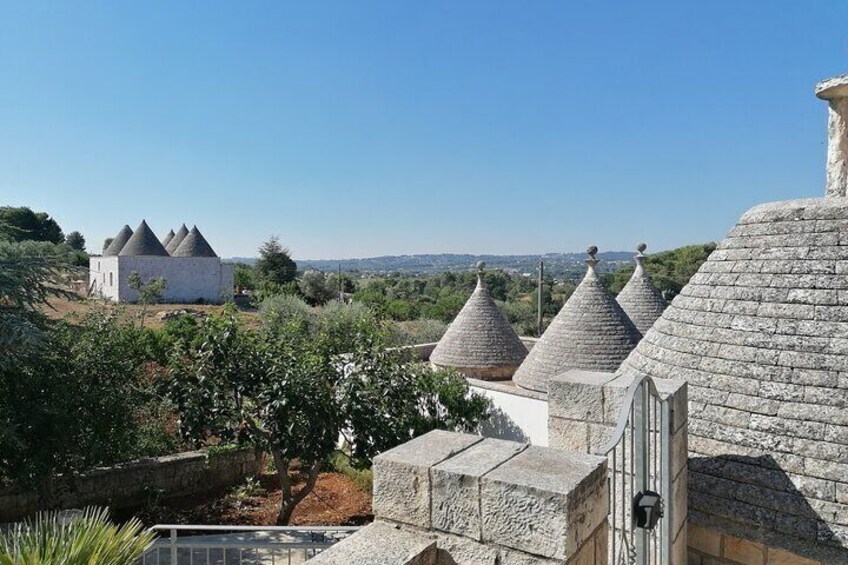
[274,452,322,525]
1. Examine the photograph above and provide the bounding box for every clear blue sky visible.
[1,2,846,259]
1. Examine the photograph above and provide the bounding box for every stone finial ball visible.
[587,245,598,258]
[637,243,647,253]
[476,261,486,271]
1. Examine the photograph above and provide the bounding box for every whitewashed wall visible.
[89,256,233,304]
[470,380,549,446]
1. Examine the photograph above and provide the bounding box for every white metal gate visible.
[595,376,673,565]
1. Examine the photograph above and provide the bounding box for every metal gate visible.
[595,375,673,565]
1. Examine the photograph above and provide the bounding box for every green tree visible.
[128,273,167,327]
[0,206,64,243]
[167,310,490,524]
[605,243,716,299]
[255,236,297,286]
[65,230,86,251]
[233,262,256,290]
[299,270,336,306]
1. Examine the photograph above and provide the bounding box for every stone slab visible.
[480,446,607,560]
[547,370,617,422]
[373,431,483,528]
[431,438,528,540]
[307,521,437,565]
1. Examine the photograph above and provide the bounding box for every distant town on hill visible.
[226,251,635,279]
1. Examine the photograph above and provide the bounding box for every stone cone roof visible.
[165,224,189,255]
[172,226,218,257]
[430,264,527,374]
[615,197,848,561]
[119,220,169,256]
[102,225,133,256]
[162,229,175,248]
[513,249,641,393]
[615,244,666,335]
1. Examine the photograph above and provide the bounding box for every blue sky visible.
[1,2,846,259]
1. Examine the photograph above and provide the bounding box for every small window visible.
[109,272,113,286]
[97,261,101,270]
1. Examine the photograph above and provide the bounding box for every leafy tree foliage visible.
[604,243,717,299]
[233,262,256,290]
[167,308,490,524]
[0,206,64,243]
[65,230,86,251]
[128,273,167,327]
[299,270,337,306]
[0,240,72,361]
[255,236,297,286]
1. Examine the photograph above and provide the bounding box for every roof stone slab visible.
[172,225,218,257]
[513,248,640,393]
[616,244,667,336]
[616,197,848,562]
[162,229,175,248]
[102,225,133,256]
[430,262,527,379]
[118,220,169,256]
[165,224,189,255]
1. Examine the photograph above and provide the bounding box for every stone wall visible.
[89,255,234,304]
[311,430,609,564]
[0,448,261,523]
[547,370,689,565]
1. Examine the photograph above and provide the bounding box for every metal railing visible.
[142,524,361,565]
[595,375,673,565]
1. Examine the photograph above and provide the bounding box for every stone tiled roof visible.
[102,225,133,256]
[172,226,218,258]
[162,229,175,248]
[165,224,189,255]
[118,220,169,256]
[615,197,848,562]
[615,244,666,336]
[513,248,641,393]
[430,263,527,373]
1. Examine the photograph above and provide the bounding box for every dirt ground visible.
[136,471,373,527]
[41,295,260,330]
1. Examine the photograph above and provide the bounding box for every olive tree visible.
[167,308,490,524]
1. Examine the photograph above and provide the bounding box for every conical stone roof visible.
[162,229,175,248]
[102,225,133,256]
[119,220,169,256]
[430,262,527,380]
[615,243,666,336]
[172,226,218,258]
[513,247,641,393]
[165,224,189,255]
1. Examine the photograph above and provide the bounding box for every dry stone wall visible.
[0,448,261,523]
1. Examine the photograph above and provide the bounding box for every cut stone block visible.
[308,521,437,565]
[548,370,616,422]
[431,438,527,540]
[373,430,482,528]
[480,446,608,560]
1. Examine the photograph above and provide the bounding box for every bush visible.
[260,294,314,335]
[0,507,154,564]
[316,300,381,352]
[388,319,447,346]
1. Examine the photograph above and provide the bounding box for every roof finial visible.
[634,243,647,274]
[816,74,848,197]
[586,245,599,268]
[476,261,486,285]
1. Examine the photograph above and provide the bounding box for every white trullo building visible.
[89,220,234,304]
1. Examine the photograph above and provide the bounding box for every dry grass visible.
[41,296,261,330]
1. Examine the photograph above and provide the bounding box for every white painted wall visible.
[470,381,549,446]
[89,256,234,304]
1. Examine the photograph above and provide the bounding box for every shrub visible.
[260,294,314,335]
[388,319,447,346]
[0,507,154,564]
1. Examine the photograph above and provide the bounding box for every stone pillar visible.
[816,75,848,197]
[547,369,688,565]
[315,430,610,564]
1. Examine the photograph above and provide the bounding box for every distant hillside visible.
[227,251,635,279]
